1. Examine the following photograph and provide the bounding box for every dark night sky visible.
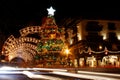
[0,0,120,37]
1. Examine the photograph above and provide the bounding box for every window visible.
[108,23,116,30]
[86,21,102,31]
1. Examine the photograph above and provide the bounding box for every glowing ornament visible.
[50,34,56,39]
[88,47,92,55]
[47,6,56,16]
[104,47,108,55]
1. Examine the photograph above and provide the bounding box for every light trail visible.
[0,66,119,80]
[78,71,120,77]
[0,66,67,72]
[0,71,23,74]
[51,71,120,80]
[32,68,67,72]
[0,66,66,80]
[23,71,62,80]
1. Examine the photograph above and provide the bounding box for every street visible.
[0,67,120,80]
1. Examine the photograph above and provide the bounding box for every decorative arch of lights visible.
[2,26,42,62]
[19,26,41,37]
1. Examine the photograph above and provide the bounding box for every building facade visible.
[66,19,120,67]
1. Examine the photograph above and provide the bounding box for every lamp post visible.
[65,48,70,67]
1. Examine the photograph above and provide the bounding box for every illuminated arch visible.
[18,37,40,44]
[19,26,41,37]
[2,35,18,54]
[2,34,39,62]
[9,48,34,62]
[3,36,38,54]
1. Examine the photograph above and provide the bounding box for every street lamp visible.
[64,48,71,67]
[65,49,69,56]
[99,45,102,50]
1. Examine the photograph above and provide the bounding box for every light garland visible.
[79,47,120,54]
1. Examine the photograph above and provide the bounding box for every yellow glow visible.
[77,33,82,41]
[117,35,120,40]
[70,39,73,45]
[99,45,102,50]
[65,49,69,54]
[102,33,107,40]
[50,34,56,39]
[103,36,106,40]
[77,25,82,41]
[9,55,14,61]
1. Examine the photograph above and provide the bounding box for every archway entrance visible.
[10,57,26,67]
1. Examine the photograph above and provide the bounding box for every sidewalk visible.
[72,66,120,74]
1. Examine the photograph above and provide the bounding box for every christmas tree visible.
[35,6,66,67]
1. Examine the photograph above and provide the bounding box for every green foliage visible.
[34,54,40,60]
[37,39,64,52]
[58,28,62,33]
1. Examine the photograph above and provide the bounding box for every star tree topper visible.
[47,6,56,16]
